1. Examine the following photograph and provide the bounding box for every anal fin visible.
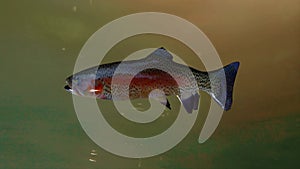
[178,92,200,114]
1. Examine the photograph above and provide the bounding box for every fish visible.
[64,47,239,113]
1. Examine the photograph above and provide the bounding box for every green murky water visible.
[1,0,299,168]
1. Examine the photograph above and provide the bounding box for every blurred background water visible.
[0,0,299,168]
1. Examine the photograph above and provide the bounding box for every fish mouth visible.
[64,75,73,93]
[64,85,73,93]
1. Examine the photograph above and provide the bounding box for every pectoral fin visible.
[155,98,171,110]
[165,99,171,110]
[149,91,171,110]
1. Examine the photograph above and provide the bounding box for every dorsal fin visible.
[147,47,173,60]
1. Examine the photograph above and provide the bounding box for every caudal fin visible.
[209,62,240,111]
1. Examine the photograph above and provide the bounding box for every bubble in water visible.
[89,158,96,162]
[72,6,77,12]
[88,149,97,162]
[90,149,97,156]
[138,160,142,168]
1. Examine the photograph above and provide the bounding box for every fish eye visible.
[71,77,81,85]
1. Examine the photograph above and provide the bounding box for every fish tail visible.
[208,62,240,111]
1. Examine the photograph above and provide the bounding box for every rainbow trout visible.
[64,48,239,113]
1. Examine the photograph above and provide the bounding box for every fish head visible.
[64,73,105,98]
